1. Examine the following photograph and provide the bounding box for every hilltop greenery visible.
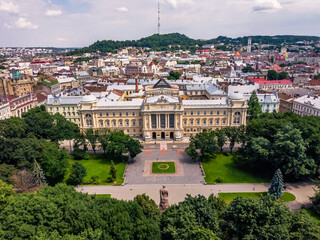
[66,33,320,55]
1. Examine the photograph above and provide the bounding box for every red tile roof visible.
[251,79,292,85]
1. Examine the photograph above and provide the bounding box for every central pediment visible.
[153,79,171,89]
[146,94,179,104]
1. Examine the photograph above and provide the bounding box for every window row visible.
[99,112,141,117]
[97,119,143,127]
[184,110,227,116]
[183,118,227,126]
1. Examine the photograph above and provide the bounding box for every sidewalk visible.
[76,182,315,210]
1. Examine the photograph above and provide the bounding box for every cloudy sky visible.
[0,0,319,47]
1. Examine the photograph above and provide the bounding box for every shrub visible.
[215,177,223,183]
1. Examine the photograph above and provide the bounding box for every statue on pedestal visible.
[159,185,169,212]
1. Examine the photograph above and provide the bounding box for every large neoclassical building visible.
[76,79,248,141]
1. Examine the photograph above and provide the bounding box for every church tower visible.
[247,37,252,53]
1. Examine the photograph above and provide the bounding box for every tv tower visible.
[158,2,160,35]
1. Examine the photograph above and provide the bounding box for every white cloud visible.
[165,0,193,9]
[253,0,282,12]
[115,7,128,12]
[4,17,38,29]
[46,9,62,17]
[0,0,19,13]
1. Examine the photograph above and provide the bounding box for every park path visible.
[76,182,314,210]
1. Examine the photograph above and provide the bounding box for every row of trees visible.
[267,70,289,80]
[73,129,143,160]
[185,126,245,160]
[186,111,320,180]
[0,183,319,239]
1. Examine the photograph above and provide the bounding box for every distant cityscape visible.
[0,33,320,141]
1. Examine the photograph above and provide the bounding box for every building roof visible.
[47,95,83,105]
[251,79,292,85]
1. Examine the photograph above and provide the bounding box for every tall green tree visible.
[67,162,86,186]
[221,195,292,240]
[186,130,219,159]
[33,159,47,187]
[267,70,278,80]
[215,129,226,152]
[40,147,70,186]
[247,91,262,120]
[268,169,284,199]
[0,180,14,211]
[278,71,288,80]
[109,160,117,180]
[127,138,143,159]
[134,194,160,223]
[0,117,26,139]
[85,128,99,154]
[97,129,109,154]
[185,142,199,161]
[224,127,239,153]
[161,195,220,240]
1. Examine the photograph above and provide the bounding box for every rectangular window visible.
[217,111,220,115]
[132,112,135,116]
[191,111,193,115]
[224,111,226,115]
[210,111,213,115]
[197,111,200,115]
[216,119,220,125]
[119,112,122,116]
[204,111,206,115]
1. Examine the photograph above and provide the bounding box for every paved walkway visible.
[76,182,315,210]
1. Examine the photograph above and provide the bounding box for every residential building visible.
[8,93,38,117]
[293,95,320,116]
[0,71,35,97]
[0,101,11,120]
[46,94,83,125]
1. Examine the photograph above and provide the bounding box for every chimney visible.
[135,77,139,92]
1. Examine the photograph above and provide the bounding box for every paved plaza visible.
[125,149,204,185]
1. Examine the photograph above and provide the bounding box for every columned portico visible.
[142,95,184,141]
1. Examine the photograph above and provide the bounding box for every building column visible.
[166,114,169,129]
[148,114,151,129]
[157,114,160,128]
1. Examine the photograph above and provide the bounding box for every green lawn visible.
[69,154,127,185]
[218,192,296,205]
[152,162,176,174]
[90,194,111,199]
[202,153,269,183]
[301,208,320,225]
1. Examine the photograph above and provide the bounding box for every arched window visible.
[106,120,110,126]
[85,113,92,118]
[99,120,103,127]
[126,120,129,126]
[112,120,116,127]
[119,120,123,126]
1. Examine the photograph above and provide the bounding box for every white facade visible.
[244,93,279,113]
[0,102,11,120]
[293,95,320,117]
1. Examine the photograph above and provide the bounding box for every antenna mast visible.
[158,2,160,35]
